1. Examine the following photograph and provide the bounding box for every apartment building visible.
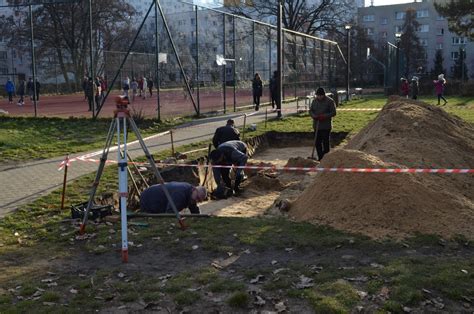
[358,0,473,79]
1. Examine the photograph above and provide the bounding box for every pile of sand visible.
[290,99,474,239]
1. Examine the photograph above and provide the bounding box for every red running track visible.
[1,87,274,118]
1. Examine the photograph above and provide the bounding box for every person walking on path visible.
[130,78,138,102]
[33,79,41,101]
[210,140,248,195]
[17,79,25,106]
[212,119,240,148]
[269,71,277,110]
[400,78,409,98]
[122,76,130,98]
[140,182,207,214]
[94,77,102,111]
[84,77,95,112]
[433,74,447,105]
[309,87,337,161]
[5,78,15,104]
[147,78,154,97]
[410,76,419,100]
[142,76,148,100]
[26,77,34,100]
[252,73,263,111]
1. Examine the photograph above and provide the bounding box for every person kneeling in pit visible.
[209,140,248,197]
[140,182,207,214]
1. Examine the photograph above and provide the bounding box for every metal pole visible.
[154,1,161,121]
[156,0,199,115]
[89,0,94,117]
[233,15,236,112]
[346,28,350,101]
[268,31,272,82]
[395,40,400,94]
[276,0,282,118]
[195,5,200,114]
[223,13,226,114]
[461,47,465,83]
[252,21,255,76]
[294,34,296,100]
[29,4,38,117]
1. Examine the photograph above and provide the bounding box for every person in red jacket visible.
[400,78,409,98]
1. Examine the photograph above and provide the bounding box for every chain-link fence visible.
[1,0,346,118]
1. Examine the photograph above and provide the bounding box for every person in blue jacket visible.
[140,182,207,214]
[5,78,15,104]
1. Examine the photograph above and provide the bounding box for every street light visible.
[345,25,352,101]
[395,32,402,94]
[461,45,465,83]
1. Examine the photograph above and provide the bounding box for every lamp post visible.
[345,25,351,101]
[395,32,402,94]
[461,45,465,83]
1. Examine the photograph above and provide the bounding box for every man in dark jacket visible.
[140,182,207,214]
[309,87,336,161]
[269,71,278,112]
[85,77,95,111]
[212,119,240,148]
[210,140,248,194]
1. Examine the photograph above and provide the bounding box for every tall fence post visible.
[154,0,161,121]
[233,16,236,112]
[29,4,38,117]
[223,14,226,114]
[242,114,247,139]
[195,5,200,115]
[89,0,95,118]
[170,130,175,157]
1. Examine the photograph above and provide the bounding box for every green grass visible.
[0,94,473,312]
[0,116,189,163]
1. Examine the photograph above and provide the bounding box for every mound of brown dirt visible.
[285,157,319,168]
[290,99,474,240]
[248,174,286,191]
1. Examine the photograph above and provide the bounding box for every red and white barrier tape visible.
[58,157,473,174]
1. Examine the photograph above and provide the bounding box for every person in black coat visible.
[252,73,263,111]
[212,119,240,148]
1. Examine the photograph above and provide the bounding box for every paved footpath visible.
[0,102,301,217]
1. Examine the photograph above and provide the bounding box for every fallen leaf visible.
[284,247,293,252]
[275,301,287,312]
[461,269,468,274]
[273,268,287,275]
[294,275,313,289]
[192,245,199,250]
[117,272,125,278]
[271,260,278,265]
[250,275,265,284]
[212,255,240,269]
[70,289,78,294]
[254,295,266,306]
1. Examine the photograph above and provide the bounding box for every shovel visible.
[309,120,319,160]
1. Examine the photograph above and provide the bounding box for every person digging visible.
[140,182,207,214]
[209,140,248,198]
[309,87,337,161]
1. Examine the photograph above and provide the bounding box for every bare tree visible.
[227,0,353,36]
[399,8,426,78]
[434,0,474,40]
[0,0,136,91]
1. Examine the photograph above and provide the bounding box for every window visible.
[452,37,467,45]
[451,51,459,60]
[380,31,388,38]
[416,9,429,18]
[395,25,403,33]
[417,25,429,32]
[366,28,374,35]
[437,28,444,36]
[0,67,8,74]
[419,39,428,46]
[191,18,195,25]
[436,43,443,49]
[395,12,406,20]
[380,17,388,25]
[363,15,375,22]
[0,51,7,60]
[437,15,445,20]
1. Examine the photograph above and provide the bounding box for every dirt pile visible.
[285,157,319,168]
[290,99,474,239]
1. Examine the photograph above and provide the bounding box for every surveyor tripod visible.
[79,97,185,262]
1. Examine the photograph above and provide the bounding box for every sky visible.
[366,0,418,6]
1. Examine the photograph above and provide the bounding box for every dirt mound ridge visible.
[290,99,474,239]
[285,157,319,168]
